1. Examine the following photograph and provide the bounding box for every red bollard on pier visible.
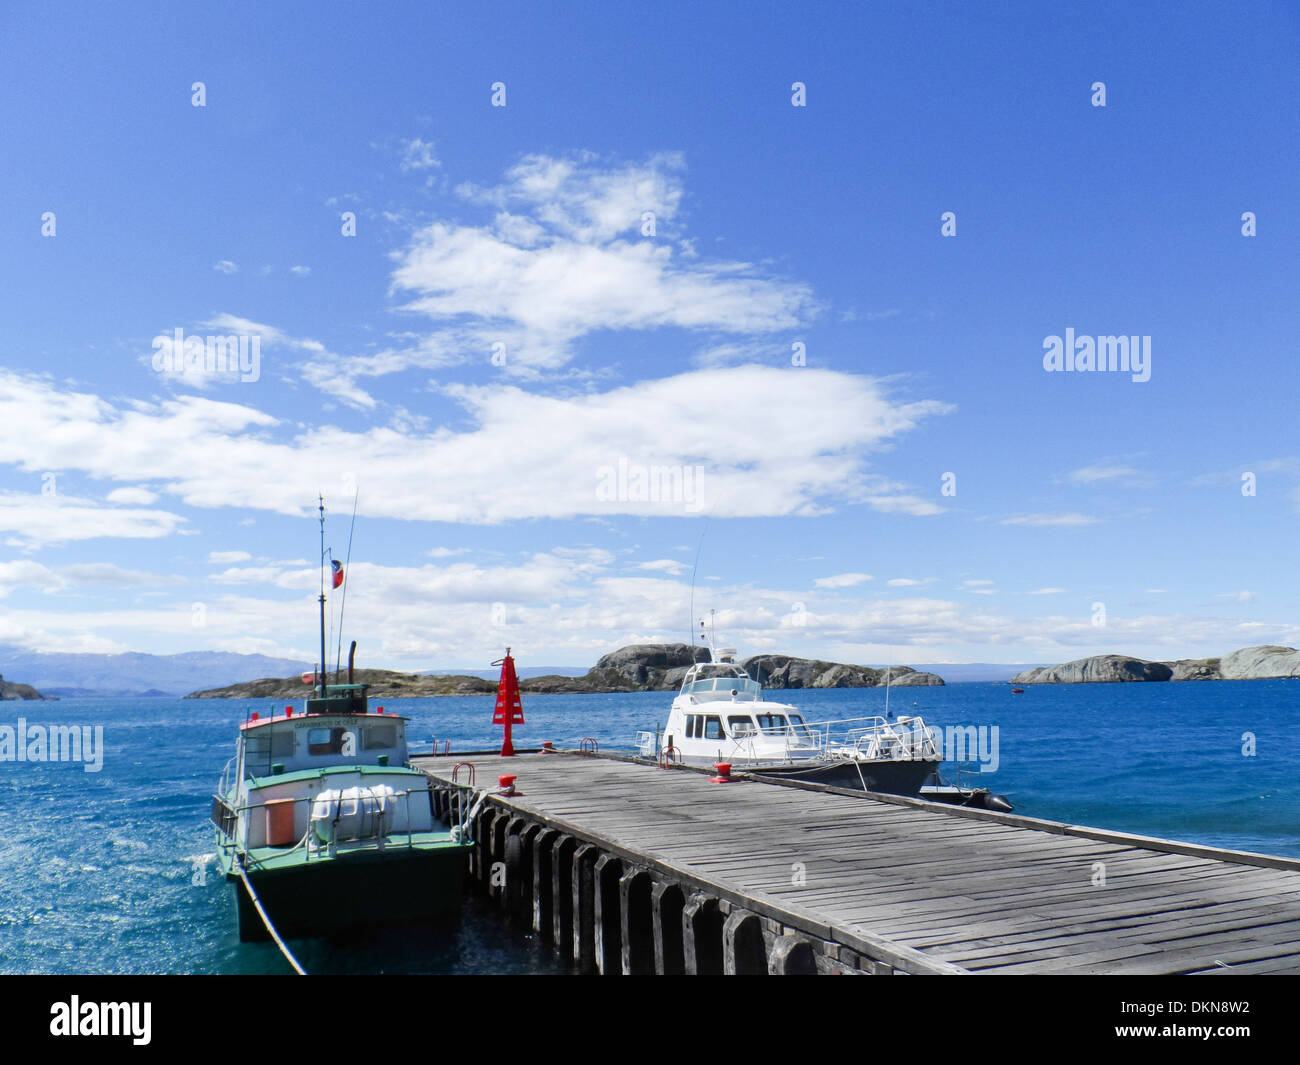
[492,647,525,757]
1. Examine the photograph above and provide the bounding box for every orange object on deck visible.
[264,798,296,847]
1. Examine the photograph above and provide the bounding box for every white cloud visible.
[1066,464,1138,484]
[1029,587,1067,595]
[0,491,185,547]
[107,486,158,505]
[963,579,995,587]
[1,542,1295,667]
[213,260,239,275]
[427,547,468,558]
[1001,513,1100,527]
[290,265,311,276]
[636,559,689,576]
[293,153,820,392]
[0,366,949,523]
[862,494,944,517]
[207,550,252,564]
[0,560,59,596]
[0,559,180,597]
[60,563,184,587]
[814,573,873,588]
[400,138,441,172]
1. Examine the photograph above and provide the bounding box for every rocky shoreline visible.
[1011,645,1300,684]
[0,673,53,700]
[184,643,945,699]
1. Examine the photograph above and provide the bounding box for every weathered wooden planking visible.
[415,750,1300,974]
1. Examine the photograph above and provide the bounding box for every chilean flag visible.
[331,559,345,589]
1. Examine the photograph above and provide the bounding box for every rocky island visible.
[0,673,53,700]
[185,643,945,699]
[1011,644,1300,684]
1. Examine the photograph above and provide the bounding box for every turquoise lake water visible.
[2,679,1296,974]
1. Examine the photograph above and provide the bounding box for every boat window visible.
[308,727,348,755]
[756,714,788,731]
[728,716,756,735]
[245,726,295,760]
[704,716,725,740]
[363,723,398,750]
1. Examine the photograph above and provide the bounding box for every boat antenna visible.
[884,648,892,720]
[688,517,709,660]
[334,485,359,676]
[318,495,328,696]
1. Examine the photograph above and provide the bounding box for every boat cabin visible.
[236,686,409,782]
[676,708,813,743]
[652,660,817,764]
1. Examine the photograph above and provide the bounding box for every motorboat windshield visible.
[678,662,762,702]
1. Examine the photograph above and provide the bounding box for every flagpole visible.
[318,495,328,697]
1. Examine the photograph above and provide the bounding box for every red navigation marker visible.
[492,647,525,757]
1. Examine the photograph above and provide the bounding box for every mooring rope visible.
[232,855,308,976]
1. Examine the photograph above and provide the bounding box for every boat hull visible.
[222,842,470,942]
[744,757,938,796]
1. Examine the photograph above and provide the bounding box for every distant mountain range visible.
[0,646,313,698]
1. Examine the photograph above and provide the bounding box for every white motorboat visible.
[636,642,943,797]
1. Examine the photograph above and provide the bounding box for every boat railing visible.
[217,755,236,797]
[814,715,942,762]
[211,782,454,867]
[721,716,939,761]
[635,714,940,764]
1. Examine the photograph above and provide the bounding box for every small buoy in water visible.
[1011,688,1024,694]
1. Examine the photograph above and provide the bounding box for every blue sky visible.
[0,1,1297,670]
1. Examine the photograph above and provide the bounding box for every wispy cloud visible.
[207,550,252,564]
[400,137,440,172]
[1001,513,1101,527]
[636,558,689,576]
[299,153,822,396]
[814,572,873,588]
[0,492,186,547]
[1066,464,1139,484]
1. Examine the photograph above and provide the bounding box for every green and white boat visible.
[211,500,473,942]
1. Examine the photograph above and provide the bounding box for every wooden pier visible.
[414,749,1300,975]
